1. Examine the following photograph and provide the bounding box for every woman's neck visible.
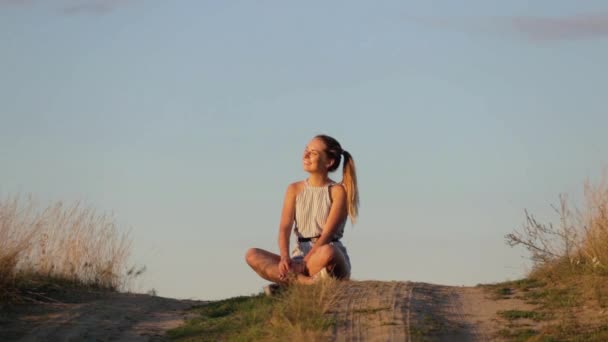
[307,174,331,187]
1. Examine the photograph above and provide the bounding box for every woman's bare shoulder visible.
[286,180,306,195]
[329,182,346,197]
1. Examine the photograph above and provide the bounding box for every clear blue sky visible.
[2,0,607,300]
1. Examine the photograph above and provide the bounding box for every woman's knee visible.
[245,248,260,266]
[316,245,338,263]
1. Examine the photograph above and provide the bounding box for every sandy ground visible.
[329,281,544,341]
[0,291,205,342]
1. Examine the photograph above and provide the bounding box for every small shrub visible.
[506,173,608,293]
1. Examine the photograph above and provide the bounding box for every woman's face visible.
[302,138,332,173]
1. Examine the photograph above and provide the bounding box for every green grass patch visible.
[481,278,546,300]
[490,286,513,300]
[167,295,276,341]
[496,328,539,341]
[2,273,118,304]
[522,287,579,309]
[537,321,608,342]
[491,278,608,341]
[409,313,449,340]
[168,280,339,341]
[498,309,551,322]
[353,306,390,314]
[510,278,546,291]
[496,287,513,296]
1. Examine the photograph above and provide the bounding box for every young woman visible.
[245,134,359,286]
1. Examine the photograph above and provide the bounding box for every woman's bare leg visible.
[304,245,349,280]
[245,247,340,285]
[245,248,285,283]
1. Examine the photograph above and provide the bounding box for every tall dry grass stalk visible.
[506,172,608,279]
[0,194,133,300]
[270,278,339,341]
[579,177,608,274]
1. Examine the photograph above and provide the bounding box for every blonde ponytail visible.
[341,150,359,224]
[314,134,360,224]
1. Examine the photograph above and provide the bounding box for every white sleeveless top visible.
[293,179,346,240]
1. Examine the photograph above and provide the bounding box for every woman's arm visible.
[278,182,298,259]
[305,184,347,261]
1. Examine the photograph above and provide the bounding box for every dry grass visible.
[505,172,608,339]
[270,278,339,340]
[578,177,608,275]
[0,194,134,302]
[506,172,608,282]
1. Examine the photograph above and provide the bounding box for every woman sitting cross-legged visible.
[245,134,359,289]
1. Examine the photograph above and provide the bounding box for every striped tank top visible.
[294,179,347,240]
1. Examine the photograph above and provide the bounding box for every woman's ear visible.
[326,159,334,170]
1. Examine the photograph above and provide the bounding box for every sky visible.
[1,0,607,300]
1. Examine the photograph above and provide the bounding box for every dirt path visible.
[1,281,544,341]
[330,281,540,341]
[0,292,205,342]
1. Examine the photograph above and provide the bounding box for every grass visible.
[352,306,390,314]
[0,194,135,303]
[482,277,545,300]
[537,320,608,342]
[496,328,539,341]
[486,276,608,341]
[521,286,579,308]
[409,313,448,339]
[499,172,608,340]
[498,309,551,322]
[506,174,608,284]
[168,279,339,341]
[495,287,513,297]
[167,295,276,341]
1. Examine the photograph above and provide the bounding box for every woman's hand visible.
[278,256,291,279]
